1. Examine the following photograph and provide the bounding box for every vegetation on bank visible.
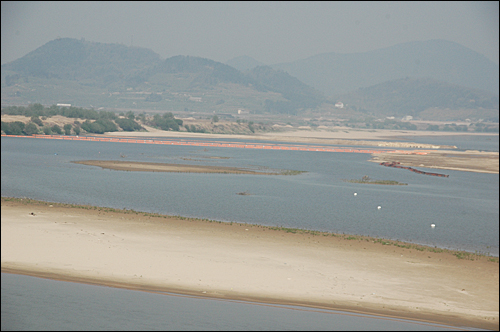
[343,175,408,185]
[1,103,147,135]
[3,196,497,262]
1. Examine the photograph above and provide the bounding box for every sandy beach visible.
[1,198,498,330]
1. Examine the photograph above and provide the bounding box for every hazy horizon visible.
[1,1,499,66]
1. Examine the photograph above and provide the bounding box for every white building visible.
[335,102,344,109]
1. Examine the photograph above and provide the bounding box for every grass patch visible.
[343,175,407,185]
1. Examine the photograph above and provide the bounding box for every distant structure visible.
[402,115,413,121]
[56,103,71,107]
[335,102,344,109]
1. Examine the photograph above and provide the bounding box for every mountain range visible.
[1,38,498,121]
[271,39,499,97]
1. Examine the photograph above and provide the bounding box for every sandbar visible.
[71,160,300,175]
[1,198,498,330]
[104,126,498,174]
[370,150,499,174]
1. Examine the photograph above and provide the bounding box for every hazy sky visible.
[2,1,499,66]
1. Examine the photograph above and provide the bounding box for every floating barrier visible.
[2,134,419,155]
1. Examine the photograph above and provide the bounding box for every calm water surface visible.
[1,273,477,331]
[1,135,497,331]
[2,136,498,255]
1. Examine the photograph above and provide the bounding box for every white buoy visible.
[431,224,436,228]
[377,206,381,210]
[354,193,357,196]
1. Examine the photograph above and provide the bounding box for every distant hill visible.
[245,66,325,113]
[144,55,261,90]
[2,38,161,87]
[1,39,324,114]
[1,38,496,121]
[337,77,499,121]
[272,40,500,96]
[226,55,266,72]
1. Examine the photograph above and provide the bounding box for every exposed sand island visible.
[2,198,498,330]
[370,150,499,174]
[72,160,304,175]
[104,126,498,174]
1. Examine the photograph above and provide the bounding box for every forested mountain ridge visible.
[1,38,325,115]
[1,38,497,121]
[2,38,161,87]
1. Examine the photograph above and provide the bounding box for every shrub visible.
[24,122,39,135]
[63,124,72,135]
[51,125,62,134]
[42,126,52,135]
[115,118,143,131]
[1,121,25,135]
[31,116,43,126]
[94,119,118,132]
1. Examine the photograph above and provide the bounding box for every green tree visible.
[63,124,73,135]
[212,115,219,123]
[31,116,43,126]
[1,122,23,135]
[3,121,26,135]
[115,118,143,131]
[73,126,81,135]
[51,125,63,134]
[42,126,52,135]
[24,122,39,135]
[126,111,135,120]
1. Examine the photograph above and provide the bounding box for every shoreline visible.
[0,267,485,330]
[2,197,498,330]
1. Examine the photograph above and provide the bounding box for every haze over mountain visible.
[271,40,499,97]
[226,55,266,72]
[1,38,325,115]
[1,38,498,121]
[2,38,161,87]
[338,77,499,121]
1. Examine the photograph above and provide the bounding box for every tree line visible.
[1,104,146,135]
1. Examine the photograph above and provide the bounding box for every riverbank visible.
[1,198,498,330]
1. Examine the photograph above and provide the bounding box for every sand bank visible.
[1,198,498,330]
[370,150,499,174]
[71,160,301,175]
[103,127,498,174]
[108,123,495,140]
